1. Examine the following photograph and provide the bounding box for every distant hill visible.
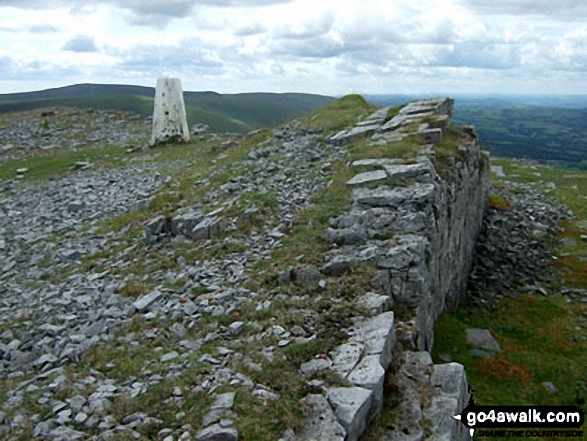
[0,84,335,133]
[452,105,587,169]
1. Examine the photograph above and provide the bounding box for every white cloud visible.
[0,0,586,94]
[62,35,99,52]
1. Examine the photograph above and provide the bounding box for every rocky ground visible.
[467,182,575,308]
[1,102,585,441]
[0,106,351,439]
[0,107,149,161]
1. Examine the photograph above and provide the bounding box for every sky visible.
[1,0,587,96]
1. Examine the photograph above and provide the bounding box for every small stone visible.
[161,351,179,362]
[195,423,238,441]
[75,413,88,424]
[466,329,502,352]
[133,289,163,312]
[211,392,235,410]
[542,382,559,394]
[297,266,321,287]
[300,358,332,375]
[228,321,245,335]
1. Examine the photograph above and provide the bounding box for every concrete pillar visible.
[150,78,189,145]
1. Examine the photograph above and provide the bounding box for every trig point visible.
[150,78,189,146]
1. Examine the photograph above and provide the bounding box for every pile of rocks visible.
[467,182,569,308]
[0,107,149,160]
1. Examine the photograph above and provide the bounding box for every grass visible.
[0,143,130,181]
[489,191,512,210]
[348,136,424,162]
[432,295,586,406]
[301,94,377,135]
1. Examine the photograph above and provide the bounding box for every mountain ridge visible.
[0,83,335,133]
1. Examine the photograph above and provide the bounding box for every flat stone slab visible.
[351,158,402,169]
[349,312,395,370]
[348,355,385,390]
[211,392,235,410]
[298,394,346,440]
[418,128,443,144]
[400,105,435,115]
[355,292,392,315]
[329,124,380,146]
[301,358,332,375]
[380,115,406,132]
[352,187,406,208]
[346,170,388,187]
[466,328,501,352]
[384,163,430,181]
[429,363,468,401]
[133,289,163,312]
[329,342,364,377]
[327,387,373,441]
[366,106,391,121]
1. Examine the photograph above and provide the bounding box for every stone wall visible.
[298,98,489,440]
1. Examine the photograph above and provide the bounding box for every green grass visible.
[0,143,129,181]
[432,295,586,412]
[301,94,377,135]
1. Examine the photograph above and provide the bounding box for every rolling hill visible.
[0,84,335,133]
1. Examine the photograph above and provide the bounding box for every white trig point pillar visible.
[150,78,189,146]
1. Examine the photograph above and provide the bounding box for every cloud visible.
[269,34,343,58]
[0,55,80,80]
[459,0,587,20]
[62,35,99,52]
[429,43,521,69]
[274,12,334,39]
[28,24,60,33]
[234,23,266,36]
[0,0,294,26]
[111,37,225,76]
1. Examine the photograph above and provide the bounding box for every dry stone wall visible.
[297,98,489,440]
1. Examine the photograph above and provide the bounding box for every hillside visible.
[0,95,585,440]
[0,84,335,133]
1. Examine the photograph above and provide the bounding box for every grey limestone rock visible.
[327,387,373,441]
[322,227,366,245]
[346,170,387,187]
[355,292,393,315]
[297,266,321,287]
[300,358,332,375]
[383,163,430,181]
[465,329,501,352]
[352,186,405,208]
[322,255,353,276]
[329,342,363,377]
[196,423,238,441]
[347,355,385,421]
[298,394,346,441]
[133,289,163,312]
[349,311,395,370]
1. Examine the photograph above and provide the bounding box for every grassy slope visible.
[432,159,587,440]
[0,84,335,133]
